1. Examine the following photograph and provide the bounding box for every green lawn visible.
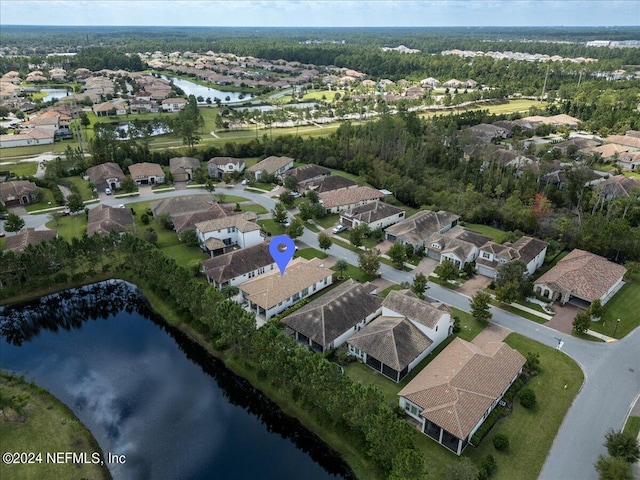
[215,194,248,203]
[0,372,110,480]
[466,333,584,480]
[379,284,404,297]
[313,213,340,229]
[64,175,96,201]
[258,219,288,236]
[45,214,87,239]
[239,203,268,214]
[161,243,208,267]
[623,416,640,439]
[331,262,376,283]
[463,222,510,243]
[249,182,276,191]
[295,247,328,260]
[4,162,38,177]
[25,188,60,212]
[450,306,485,342]
[588,273,640,338]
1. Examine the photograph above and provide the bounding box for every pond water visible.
[40,88,71,102]
[0,281,352,480]
[115,122,172,140]
[160,75,252,104]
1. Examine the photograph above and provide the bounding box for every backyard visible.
[587,272,640,338]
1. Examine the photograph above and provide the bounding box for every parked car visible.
[241,179,247,185]
[0,232,5,238]
[332,224,347,234]
[283,219,291,228]
[0,213,7,220]
[61,207,71,216]
[118,204,126,209]
[291,191,302,198]
[105,187,112,195]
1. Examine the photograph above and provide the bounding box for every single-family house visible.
[340,201,405,230]
[534,249,627,306]
[0,128,56,148]
[207,157,246,179]
[151,194,218,218]
[128,162,165,185]
[281,164,331,186]
[239,257,334,321]
[303,175,357,193]
[476,236,548,279]
[0,181,39,207]
[348,290,452,382]
[284,279,383,353]
[385,210,460,253]
[604,135,640,150]
[319,186,385,214]
[246,156,294,181]
[169,157,201,182]
[467,124,508,143]
[92,100,127,117]
[171,204,235,234]
[86,162,125,191]
[201,241,276,288]
[398,338,525,455]
[426,226,492,270]
[161,97,188,112]
[596,175,640,200]
[87,204,135,237]
[195,214,262,257]
[3,228,57,253]
[616,152,640,171]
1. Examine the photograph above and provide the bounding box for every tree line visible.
[0,233,428,479]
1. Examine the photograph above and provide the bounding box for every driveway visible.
[412,257,438,277]
[457,275,491,298]
[545,303,581,334]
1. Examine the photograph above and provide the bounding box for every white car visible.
[332,224,347,234]
[105,187,112,195]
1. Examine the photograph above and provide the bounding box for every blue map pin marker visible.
[269,235,295,276]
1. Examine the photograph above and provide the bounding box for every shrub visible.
[519,388,537,409]
[493,434,510,451]
[478,454,497,480]
[141,213,150,225]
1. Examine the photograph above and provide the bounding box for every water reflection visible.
[0,280,352,480]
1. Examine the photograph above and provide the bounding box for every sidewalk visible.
[585,329,618,342]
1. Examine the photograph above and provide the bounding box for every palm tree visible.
[334,259,349,280]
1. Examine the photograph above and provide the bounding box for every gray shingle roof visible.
[383,289,450,329]
[151,194,218,217]
[305,175,357,193]
[284,279,382,348]
[348,316,433,371]
[341,201,404,225]
[202,241,274,284]
[385,210,459,245]
[87,204,134,236]
[4,228,57,252]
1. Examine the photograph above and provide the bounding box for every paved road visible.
[12,186,640,480]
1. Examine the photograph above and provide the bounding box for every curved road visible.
[12,186,640,480]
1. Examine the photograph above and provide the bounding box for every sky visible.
[1,0,639,27]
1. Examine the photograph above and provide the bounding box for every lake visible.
[40,88,71,102]
[0,280,352,480]
[160,76,253,104]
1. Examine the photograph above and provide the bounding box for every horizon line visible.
[2,24,639,28]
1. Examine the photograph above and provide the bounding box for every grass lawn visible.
[331,262,376,283]
[25,188,60,212]
[45,214,87,240]
[239,203,268,214]
[429,275,460,290]
[215,194,249,203]
[466,333,583,480]
[0,372,111,480]
[258,219,287,236]
[623,416,640,439]
[161,243,208,268]
[491,300,548,324]
[337,231,380,249]
[5,162,38,177]
[249,182,276,191]
[313,214,340,229]
[450,306,484,342]
[295,247,328,260]
[463,222,510,243]
[588,273,640,338]
[64,175,96,201]
[379,284,404,297]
